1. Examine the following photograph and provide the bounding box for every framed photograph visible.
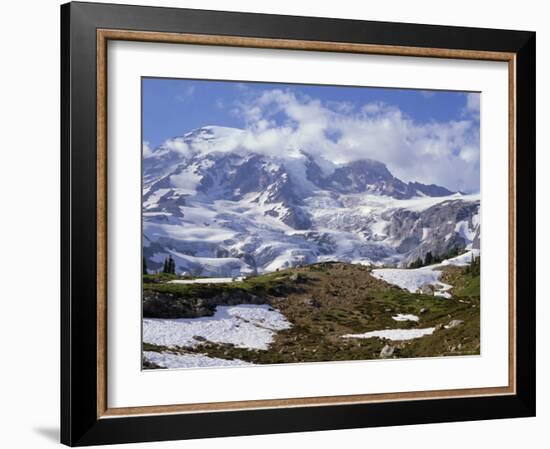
[61,1,536,446]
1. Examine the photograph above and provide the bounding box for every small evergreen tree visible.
[424,251,433,266]
[167,255,176,274]
[143,257,148,275]
[466,253,473,275]
[470,255,480,277]
[161,256,176,274]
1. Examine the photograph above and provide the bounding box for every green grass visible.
[142,269,307,318]
[455,275,480,297]
[143,269,305,298]
[143,273,181,283]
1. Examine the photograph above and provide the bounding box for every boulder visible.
[306,298,322,308]
[445,319,464,329]
[379,345,395,358]
[419,284,434,295]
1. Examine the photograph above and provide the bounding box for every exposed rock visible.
[143,289,267,319]
[389,200,480,265]
[279,203,312,230]
[445,319,464,329]
[326,159,453,199]
[306,298,322,308]
[289,273,307,283]
[379,345,395,358]
[419,284,434,295]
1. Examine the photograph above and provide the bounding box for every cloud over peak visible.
[155,88,480,192]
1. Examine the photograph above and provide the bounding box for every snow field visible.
[143,304,292,351]
[143,351,250,369]
[342,327,435,341]
[392,314,420,322]
[168,277,244,285]
[371,250,479,299]
[371,266,452,296]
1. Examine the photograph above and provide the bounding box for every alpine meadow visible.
[141,78,481,370]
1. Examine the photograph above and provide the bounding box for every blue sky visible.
[142,78,480,192]
[143,78,477,148]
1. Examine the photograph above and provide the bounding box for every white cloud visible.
[157,88,480,192]
[162,137,192,157]
[170,168,202,194]
[142,141,153,157]
[463,92,480,119]
[230,89,479,192]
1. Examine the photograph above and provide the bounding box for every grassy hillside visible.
[144,262,480,364]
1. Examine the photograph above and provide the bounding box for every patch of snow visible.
[143,304,291,351]
[342,327,435,341]
[167,251,254,277]
[472,211,480,227]
[434,290,452,299]
[454,220,476,243]
[168,277,244,285]
[143,351,250,369]
[421,227,430,241]
[370,218,388,237]
[439,249,480,267]
[170,165,203,194]
[372,250,479,298]
[144,220,236,243]
[392,313,419,322]
[371,266,451,296]
[143,188,170,209]
[387,193,480,213]
[263,248,311,272]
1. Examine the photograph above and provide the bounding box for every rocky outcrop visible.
[445,319,464,329]
[379,344,395,358]
[143,277,304,319]
[143,288,268,319]
[325,159,454,199]
[386,199,480,264]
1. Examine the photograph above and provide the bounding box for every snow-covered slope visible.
[143,304,291,350]
[143,351,250,369]
[371,249,480,298]
[143,126,480,276]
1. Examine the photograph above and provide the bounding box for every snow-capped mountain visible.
[143,126,480,276]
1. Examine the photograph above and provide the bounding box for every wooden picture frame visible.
[61,1,536,446]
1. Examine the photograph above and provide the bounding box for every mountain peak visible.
[144,126,455,200]
[186,125,243,136]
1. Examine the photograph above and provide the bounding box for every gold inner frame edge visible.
[96,29,517,419]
